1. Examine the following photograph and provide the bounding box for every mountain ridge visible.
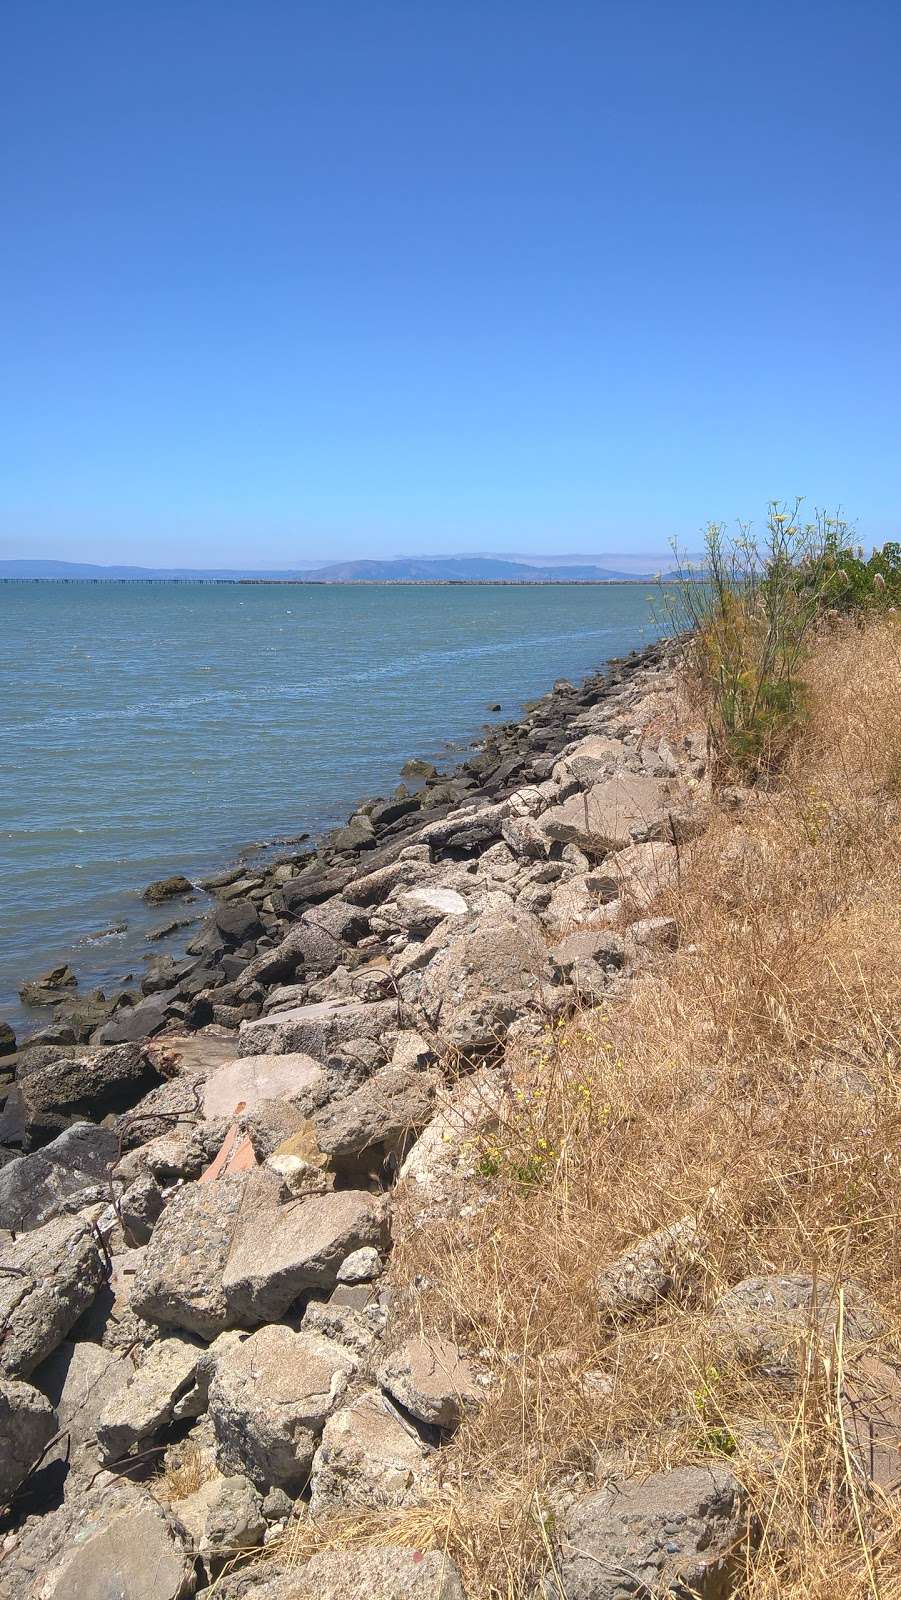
[0,556,662,583]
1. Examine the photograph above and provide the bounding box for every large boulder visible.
[417,905,549,1052]
[174,1471,265,1559]
[310,1387,434,1514]
[237,998,398,1059]
[603,840,680,910]
[550,1464,747,1599]
[312,1067,440,1175]
[541,774,674,857]
[0,1215,106,1377]
[0,1480,196,1600]
[209,1324,357,1492]
[14,1041,160,1121]
[0,1123,119,1231]
[0,1378,57,1502]
[132,1171,387,1335]
[378,1336,481,1432]
[201,1052,327,1122]
[96,1331,209,1462]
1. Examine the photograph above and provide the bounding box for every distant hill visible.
[1,557,660,583]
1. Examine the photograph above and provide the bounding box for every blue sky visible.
[2,0,900,567]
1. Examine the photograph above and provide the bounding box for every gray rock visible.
[289,1549,466,1600]
[541,774,674,856]
[15,1041,160,1120]
[0,1378,57,1502]
[0,1480,196,1600]
[32,1339,129,1459]
[312,1067,440,1172]
[597,1216,707,1318]
[237,998,398,1059]
[119,1168,165,1243]
[337,1246,383,1284]
[202,1050,327,1123]
[175,1470,266,1557]
[0,1215,105,1378]
[418,905,549,1053]
[0,1123,119,1231]
[711,1274,882,1380]
[221,1184,388,1324]
[378,1335,481,1431]
[602,840,680,910]
[95,997,170,1044]
[310,1387,433,1514]
[209,1324,357,1492]
[551,1464,747,1599]
[548,929,625,979]
[96,1331,208,1462]
[630,915,679,950]
[301,1298,386,1358]
[18,964,77,1007]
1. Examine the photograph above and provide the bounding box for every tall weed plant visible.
[667,501,898,784]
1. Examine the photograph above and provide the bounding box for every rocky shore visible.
[0,636,724,1598]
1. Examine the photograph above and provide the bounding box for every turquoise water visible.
[0,581,666,1027]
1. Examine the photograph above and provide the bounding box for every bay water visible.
[1,581,667,1030]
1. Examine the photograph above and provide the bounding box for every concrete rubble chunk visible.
[175,1471,266,1557]
[597,1215,707,1318]
[0,1480,196,1600]
[378,1335,481,1431]
[842,1352,901,1493]
[312,1067,440,1169]
[131,1171,252,1337]
[603,840,680,910]
[0,1378,57,1502]
[550,1464,747,1599]
[0,1214,106,1378]
[209,1324,357,1492]
[96,1331,209,1462]
[201,1051,327,1121]
[629,915,679,950]
[418,905,549,1052]
[711,1274,882,1380]
[33,1338,129,1461]
[310,1387,434,1514]
[236,998,398,1059]
[541,773,674,856]
[0,1123,119,1232]
[237,1548,467,1600]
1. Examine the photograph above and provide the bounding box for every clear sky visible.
[2,1,900,567]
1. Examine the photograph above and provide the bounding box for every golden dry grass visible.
[285,617,901,1598]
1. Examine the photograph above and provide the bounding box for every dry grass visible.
[285,617,901,1597]
[153,1438,215,1505]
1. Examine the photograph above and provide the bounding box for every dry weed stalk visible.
[284,618,901,1598]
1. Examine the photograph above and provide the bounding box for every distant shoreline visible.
[2,576,669,587]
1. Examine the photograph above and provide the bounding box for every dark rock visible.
[400,759,437,780]
[0,1123,119,1231]
[15,1041,162,1124]
[332,814,377,852]
[18,965,77,1008]
[94,997,169,1044]
[213,899,264,948]
[142,874,194,903]
[368,795,422,828]
[145,916,198,942]
[0,1022,15,1057]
